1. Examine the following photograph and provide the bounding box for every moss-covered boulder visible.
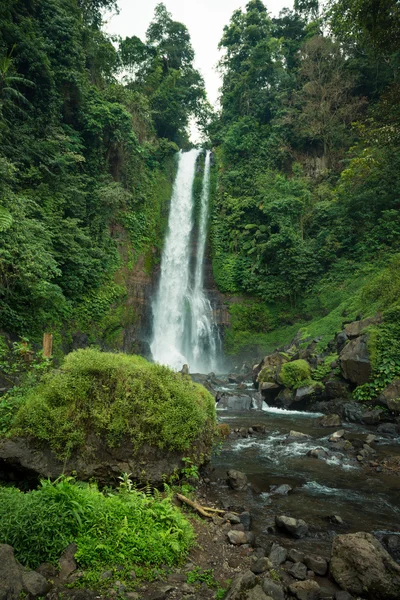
[277,359,312,389]
[0,349,216,485]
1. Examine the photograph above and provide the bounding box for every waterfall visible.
[151,149,219,373]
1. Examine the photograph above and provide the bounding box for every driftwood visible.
[176,493,230,518]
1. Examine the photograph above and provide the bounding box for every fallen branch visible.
[176,493,228,518]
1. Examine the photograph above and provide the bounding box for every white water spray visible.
[151,149,218,372]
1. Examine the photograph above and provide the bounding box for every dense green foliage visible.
[10,348,216,457]
[211,0,400,369]
[0,1,204,344]
[0,476,194,574]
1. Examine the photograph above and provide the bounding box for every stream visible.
[210,380,400,552]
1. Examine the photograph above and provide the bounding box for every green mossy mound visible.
[12,349,216,458]
[278,359,312,389]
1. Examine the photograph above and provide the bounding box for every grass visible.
[9,348,216,458]
[0,476,194,581]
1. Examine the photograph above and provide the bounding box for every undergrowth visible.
[0,476,194,579]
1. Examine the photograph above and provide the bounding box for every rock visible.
[271,484,292,495]
[0,544,23,600]
[342,402,363,423]
[340,335,371,385]
[225,570,257,600]
[246,531,256,546]
[295,384,321,404]
[21,571,50,597]
[377,423,397,434]
[245,585,270,600]
[289,562,307,580]
[330,532,400,599]
[304,555,328,576]
[251,557,273,574]
[36,562,57,578]
[275,515,308,539]
[218,395,253,411]
[227,530,248,545]
[318,414,342,427]
[307,448,328,459]
[378,380,400,413]
[330,430,345,441]
[100,570,113,579]
[335,593,353,600]
[253,352,289,386]
[262,579,285,600]
[288,580,320,600]
[225,512,241,524]
[269,543,288,565]
[362,409,384,425]
[227,469,248,490]
[365,434,377,445]
[148,585,174,600]
[329,515,344,525]
[289,431,309,439]
[288,549,305,563]
[344,316,381,339]
[260,382,281,403]
[336,331,348,352]
[58,542,77,581]
[240,511,252,530]
[274,387,295,408]
[324,379,350,400]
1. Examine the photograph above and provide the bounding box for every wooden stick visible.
[176,493,239,518]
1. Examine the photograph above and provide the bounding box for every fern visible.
[0,206,13,232]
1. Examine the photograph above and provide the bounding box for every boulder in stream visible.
[330,532,400,600]
[275,515,309,538]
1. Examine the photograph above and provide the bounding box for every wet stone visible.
[269,543,287,565]
[304,555,328,576]
[251,556,273,574]
[288,549,305,563]
[289,562,307,580]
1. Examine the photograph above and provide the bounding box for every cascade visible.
[151,149,219,373]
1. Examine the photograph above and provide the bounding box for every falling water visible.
[151,149,218,373]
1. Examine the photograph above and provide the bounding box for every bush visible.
[12,349,216,457]
[279,359,311,389]
[0,477,194,571]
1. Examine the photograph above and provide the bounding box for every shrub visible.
[12,349,216,457]
[0,477,194,571]
[279,359,311,389]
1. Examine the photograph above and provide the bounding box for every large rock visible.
[0,545,23,600]
[218,394,252,411]
[227,469,248,490]
[340,335,371,385]
[344,316,381,339]
[324,379,350,400]
[260,382,281,403]
[275,388,295,408]
[0,544,49,600]
[275,515,308,538]
[253,352,289,386]
[288,580,320,600]
[225,571,257,600]
[318,413,342,427]
[0,433,210,487]
[262,578,285,600]
[330,532,400,599]
[378,380,400,414]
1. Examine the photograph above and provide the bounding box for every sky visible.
[104,0,294,106]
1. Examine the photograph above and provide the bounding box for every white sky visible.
[105,0,293,106]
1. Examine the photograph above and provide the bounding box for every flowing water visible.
[151,149,218,372]
[212,382,400,547]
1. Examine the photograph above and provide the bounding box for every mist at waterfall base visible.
[151,149,221,374]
